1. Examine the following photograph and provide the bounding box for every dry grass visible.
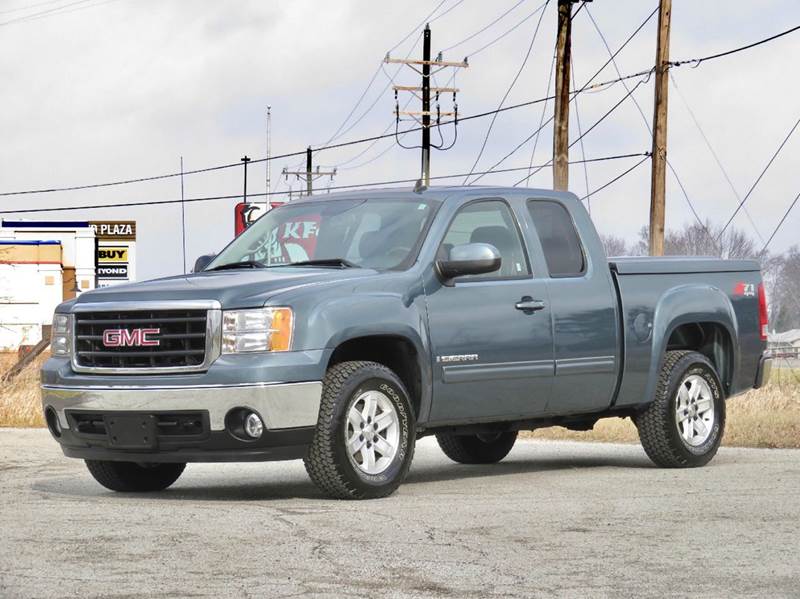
[527,367,800,449]
[0,351,48,428]
[1,353,799,448]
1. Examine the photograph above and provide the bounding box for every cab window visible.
[440,200,530,278]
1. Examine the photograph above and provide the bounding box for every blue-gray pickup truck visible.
[41,186,772,499]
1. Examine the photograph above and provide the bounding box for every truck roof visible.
[287,185,578,204]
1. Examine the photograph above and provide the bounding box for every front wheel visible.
[436,431,518,464]
[304,361,416,499]
[85,460,186,492]
[635,350,725,468]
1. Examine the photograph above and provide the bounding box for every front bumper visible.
[41,381,322,462]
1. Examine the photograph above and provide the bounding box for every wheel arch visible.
[647,284,739,403]
[326,332,429,421]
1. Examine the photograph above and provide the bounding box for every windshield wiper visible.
[206,260,266,271]
[276,258,360,269]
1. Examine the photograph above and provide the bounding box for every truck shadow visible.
[31,452,652,502]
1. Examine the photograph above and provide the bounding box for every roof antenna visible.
[414,178,427,194]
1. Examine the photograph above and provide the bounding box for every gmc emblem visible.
[102,328,160,347]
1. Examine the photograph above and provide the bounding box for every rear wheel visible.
[85,460,186,492]
[436,431,518,464]
[635,350,725,468]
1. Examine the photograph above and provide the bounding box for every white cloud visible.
[1,0,799,279]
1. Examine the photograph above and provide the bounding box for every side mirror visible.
[193,254,216,273]
[436,243,501,281]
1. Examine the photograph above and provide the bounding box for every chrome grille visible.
[70,301,221,374]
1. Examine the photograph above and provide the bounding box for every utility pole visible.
[241,155,251,203]
[649,0,672,256]
[421,26,432,186]
[385,24,467,186]
[552,0,574,192]
[305,146,313,196]
[265,106,272,209]
[281,147,336,196]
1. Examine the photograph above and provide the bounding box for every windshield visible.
[207,197,439,271]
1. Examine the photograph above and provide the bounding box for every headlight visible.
[221,307,293,354]
[51,313,73,356]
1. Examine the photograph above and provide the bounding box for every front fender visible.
[303,291,433,420]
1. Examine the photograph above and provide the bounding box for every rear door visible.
[425,198,554,423]
[524,199,619,414]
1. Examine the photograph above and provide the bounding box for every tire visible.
[303,361,416,499]
[84,460,186,492]
[436,431,518,464]
[635,350,726,468]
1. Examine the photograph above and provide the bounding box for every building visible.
[0,220,97,298]
[0,219,138,350]
[0,240,64,349]
[768,329,800,358]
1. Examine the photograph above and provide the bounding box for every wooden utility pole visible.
[649,0,672,256]
[281,147,336,196]
[552,0,573,192]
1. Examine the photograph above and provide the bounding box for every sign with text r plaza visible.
[90,221,136,287]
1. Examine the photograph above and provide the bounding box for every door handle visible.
[515,297,546,313]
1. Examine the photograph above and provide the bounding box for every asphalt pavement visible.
[1,429,798,599]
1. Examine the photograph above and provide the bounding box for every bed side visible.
[610,258,763,408]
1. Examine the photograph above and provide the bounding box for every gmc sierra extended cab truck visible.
[41,187,772,499]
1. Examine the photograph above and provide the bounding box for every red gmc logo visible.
[102,328,161,347]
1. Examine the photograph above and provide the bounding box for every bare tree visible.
[599,234,629,257]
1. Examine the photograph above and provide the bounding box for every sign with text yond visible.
[91,221,136,287]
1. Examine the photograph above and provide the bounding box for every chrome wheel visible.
[675,374,716,447]
[345,390,399,475]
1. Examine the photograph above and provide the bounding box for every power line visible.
[667,70,764,242]
[0,0,90,26]
[475,4,659,185]
[438,0,528,54]
[583,4,716,249]
[579,154,650,201]
[0,153,648,215]
[526,46,556,186]
[0,69,651,198]
[762,189,800,253]
[670,23,800,68]
[571,56,591,212]
[718,116,800,239]
[462,0,550,184]
[509,74,652,187]
[0,0,70,15]
[312,0,456,149]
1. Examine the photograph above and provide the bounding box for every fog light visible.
[244,412,264,439]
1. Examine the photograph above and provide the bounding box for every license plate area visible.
[104,414,158,449]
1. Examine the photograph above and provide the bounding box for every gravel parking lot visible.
[1,429,798,598]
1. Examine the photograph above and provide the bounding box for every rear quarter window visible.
[527,200,586,277]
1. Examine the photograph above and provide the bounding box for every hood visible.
[75,267,378,309]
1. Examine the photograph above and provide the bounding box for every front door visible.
[425,199,554,424]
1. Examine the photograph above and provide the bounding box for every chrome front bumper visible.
[42,381,323,432]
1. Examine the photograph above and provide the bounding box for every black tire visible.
[635,350,725,468]
[84,460,186,492]
[436,431,518,464]
[303,361,416,499]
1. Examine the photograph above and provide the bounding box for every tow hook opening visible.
[45,407,62,438]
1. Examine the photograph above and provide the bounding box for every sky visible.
[1,0,799,281]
